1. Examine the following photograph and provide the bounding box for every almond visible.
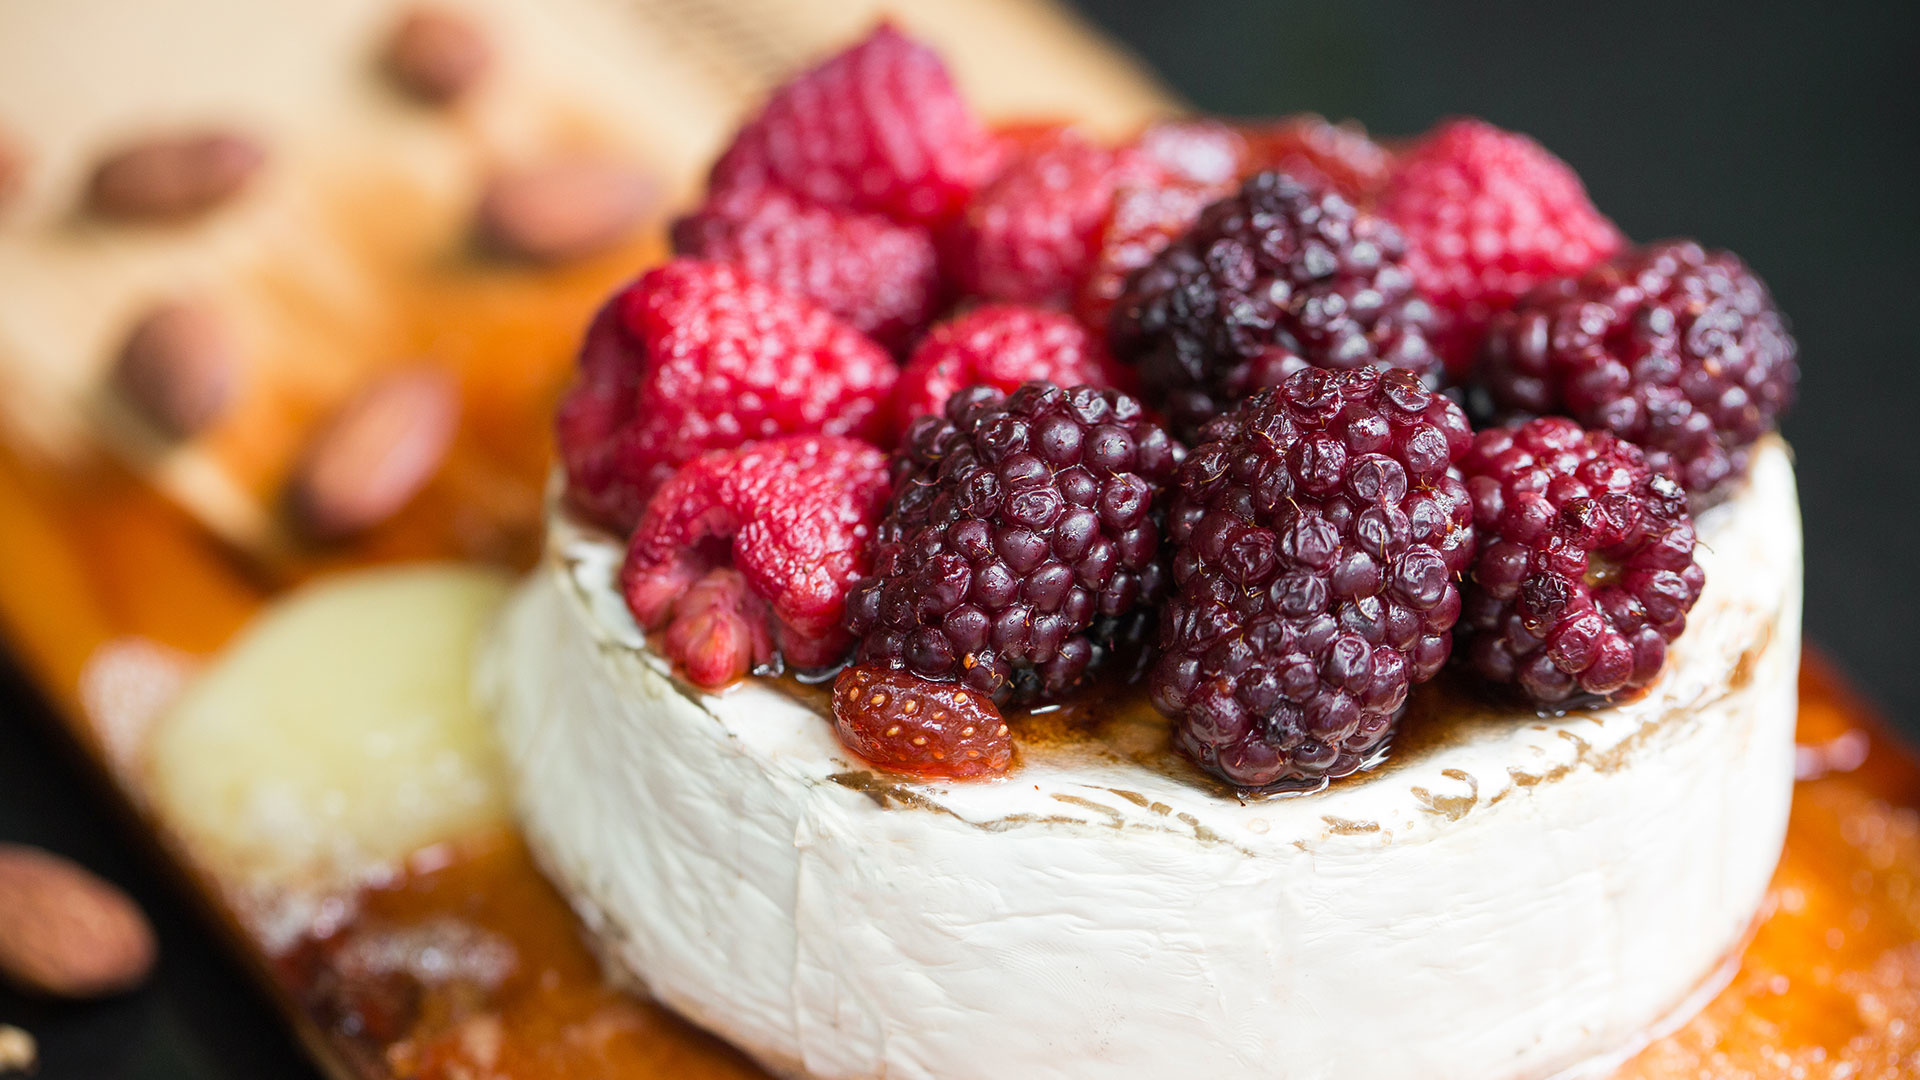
[0,844,156,999]
[288,368,458,540]
[0,1025,34,1075]
[386,6,492,104]
[476,157,652,263]
[87,131,265,221]
[0,130,23,212]
[112,300,237,437]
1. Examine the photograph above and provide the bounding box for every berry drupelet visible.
[707,24,997,229]
[671,186,945,353]
[1150,367,1475,791]
[1381,117,1623,376]
[554,258,896,532]
[1457,417,1704,705]
[1110,170,1442,442]
[893,304,1128,426]
[1477,240,1797,499]
[621,435,891,688]
[845,381,1179,703]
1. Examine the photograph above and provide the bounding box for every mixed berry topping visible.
[1110,170,1442,441]
[707,23,996,229]
[1456,418,1704,704]
[621,435,890,687]
[1477,240,1797,498]
[1381,118,1623,375]
[549,27,1803,786]
[948,125,1162,307]
[1240,114,1394,207]
[832,664,1013,779]
[554,258,895,530]
[1150,368,1474,790]
[671,186,945,353]
[893,304,1127,426]
[846,382,1178,702]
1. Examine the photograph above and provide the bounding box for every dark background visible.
[3,1,1916,1075]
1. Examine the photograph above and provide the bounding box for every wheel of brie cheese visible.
[482,437,1801,1080]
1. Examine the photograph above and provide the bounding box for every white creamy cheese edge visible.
[483,437,1802,1080]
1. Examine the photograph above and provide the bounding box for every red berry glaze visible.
[622,435,891,686]
[1458,417,1704,704]
[708,24,997,228]
[894,304,1127,425]
[1381,117,1623,376]
[1477,240,1797,499]
[671,186,944,352]
[949,126,1162,307]
[831,664,1012,779]
[555,259,896,531]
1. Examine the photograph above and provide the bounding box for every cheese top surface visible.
[484,438,1802,1080]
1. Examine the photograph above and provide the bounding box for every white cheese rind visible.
[482,440,1802,1080]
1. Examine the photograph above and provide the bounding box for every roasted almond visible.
[0,130,22,211]
[87,131,265,221]
[0,844,157,999]
[112,300,237,437]
[289,369,458,540]
[386,6,492,104]
[0,1025,34,1075]
[476,157,652,263]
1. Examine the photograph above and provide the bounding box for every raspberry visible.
[622,435,890,686]
[846,382,1179,702]
[555,259,896,531]
[1150,368,1475,791]
[1381,117,1623,376]
[1111,170,1442,441]
[1077,117,1392,331]
[948,126,1162,306]
[1457,417,1704,704]
[1477,240,1797,498]
[1131,119,1248,186]
[671,186,944,352]
[708,24,996,228]
[1076,174,1233,333]
[1241,114,1394,206]
[893,304,1128,425]
[831,664,1012,778]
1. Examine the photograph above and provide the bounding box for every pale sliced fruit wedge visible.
[148,565,512,890]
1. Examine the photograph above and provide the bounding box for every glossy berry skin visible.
[1076,116,1392,331]
[671,186,944,352]
[1381,117,1623,376]
[1457,418,1705,704]
[846,382,1179,703]
[831,664,1012,779]
[948,126,1162,306]
[893,304,1129,426]
[1151,368,1475,792]
[1240,114,1394,207]
[622,436,890,686]
[1111,170,1443,442]
[708,24,997,228]
[1477,240,1797,499]
[555,259,896,531]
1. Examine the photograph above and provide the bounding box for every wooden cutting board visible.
[0,1,1916,1077]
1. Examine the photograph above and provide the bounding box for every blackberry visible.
[1457,417,1704,705]
[1150,367,1474,791]
[1109,170,1442,442]
[845,381,1179,702]
[1477,240,1797,498]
